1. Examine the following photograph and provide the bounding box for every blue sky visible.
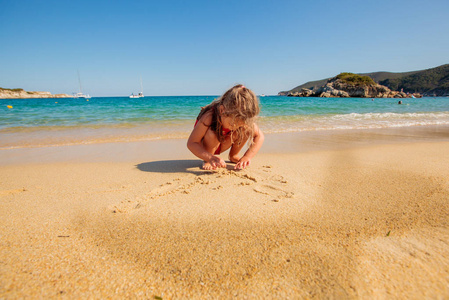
[1,0,448,96]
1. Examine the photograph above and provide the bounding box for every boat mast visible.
[77,70,83,94]
[140,76,143,95]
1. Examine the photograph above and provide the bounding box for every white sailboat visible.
[130,77,144,98]
[73,71,90,99]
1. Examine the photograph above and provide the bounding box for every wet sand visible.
[1,127,449,298]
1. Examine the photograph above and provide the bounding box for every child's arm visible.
[235,123,264,170]
[187,114,226,169]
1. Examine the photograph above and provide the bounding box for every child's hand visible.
[209,156,226,169]
[234,156,251,170]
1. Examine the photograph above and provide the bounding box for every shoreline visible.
[1,124,449,165]
[1,126,449,298]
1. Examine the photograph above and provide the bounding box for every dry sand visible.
[1,127,449,298]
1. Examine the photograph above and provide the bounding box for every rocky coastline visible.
[282,76,422,98]
[0,88,71,99]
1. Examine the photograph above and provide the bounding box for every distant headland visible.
[279,64,449,98]
[0,87,71,99]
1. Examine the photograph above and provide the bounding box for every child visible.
[187,84,264,170]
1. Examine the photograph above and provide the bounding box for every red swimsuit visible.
[194,120,231,154]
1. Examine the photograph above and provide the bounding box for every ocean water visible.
[1,96,448,149]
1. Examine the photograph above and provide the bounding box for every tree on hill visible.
[0,87,25,92]
[335,73,375,86]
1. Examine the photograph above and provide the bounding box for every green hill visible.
[281,64,449,96]
[359,70,421,83]
[378,64,449,96]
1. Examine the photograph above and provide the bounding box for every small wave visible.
[333,112,449,120]
[260,112,449,134]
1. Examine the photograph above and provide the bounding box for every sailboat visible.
[130,77,144,98]
[73,70,90,99]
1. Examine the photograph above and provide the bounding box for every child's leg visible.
[202,127,220,153]
[220,131,249,164]
[201,127,221,169]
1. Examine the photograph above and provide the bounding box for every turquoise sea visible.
[1,96,449,149]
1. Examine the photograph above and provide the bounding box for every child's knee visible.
[229,153,240,163]
[204,127,219,142]
[202,128,220,153]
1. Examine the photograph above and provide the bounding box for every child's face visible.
[219,105,245,130]
[222,116,245,131]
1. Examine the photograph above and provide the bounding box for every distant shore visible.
[0,88,71,99]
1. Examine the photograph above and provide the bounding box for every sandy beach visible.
[1,126,449,298]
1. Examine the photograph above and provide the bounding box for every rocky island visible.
[284,73,422,98]
[0,87,71,99]
[280,64,449,98]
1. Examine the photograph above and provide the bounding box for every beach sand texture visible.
[1,132,449,298]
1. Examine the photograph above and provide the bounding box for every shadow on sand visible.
[136,160,202,173]
[136,159,238,174]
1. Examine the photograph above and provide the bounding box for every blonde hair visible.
[197,84,260,145]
